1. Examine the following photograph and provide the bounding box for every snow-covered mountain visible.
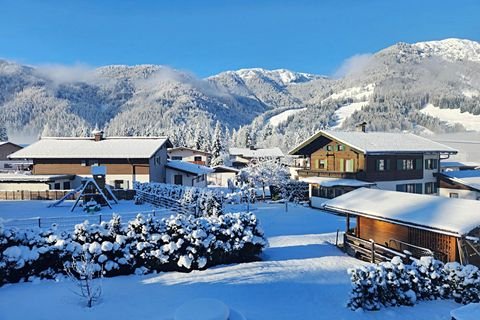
[0,38,479,149]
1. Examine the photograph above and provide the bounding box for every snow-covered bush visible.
[134,182,224,217]
[347,257,480,311]
[0,212,267,285]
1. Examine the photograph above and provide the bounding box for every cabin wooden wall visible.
[33,158,150,175]
[310,141,365,172]
[357,216,458,262]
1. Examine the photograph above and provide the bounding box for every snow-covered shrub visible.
[0,212,267,285]
[347,256,480,311]
[134,182,224,217]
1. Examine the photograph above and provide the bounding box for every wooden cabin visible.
[323,188,480,266]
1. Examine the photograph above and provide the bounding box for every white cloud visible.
[34,63,96,85]
[334,53,373,78]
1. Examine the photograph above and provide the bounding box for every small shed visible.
[323,188,480,266]
[207,165,239,187]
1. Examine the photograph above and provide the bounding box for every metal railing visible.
[134,190,196,216]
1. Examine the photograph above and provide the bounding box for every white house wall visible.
[439,188,480,200]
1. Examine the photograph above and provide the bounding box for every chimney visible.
[356,122,367,133]
[92,129,104,142]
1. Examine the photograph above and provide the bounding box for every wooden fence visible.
[135,190,196,216]
[0,189,136,201]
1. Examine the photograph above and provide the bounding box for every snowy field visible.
[0,201,462,319]
[421,104,480,131]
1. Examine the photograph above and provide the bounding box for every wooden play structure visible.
[49,166,118,212]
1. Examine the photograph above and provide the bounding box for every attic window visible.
[81,160,89,166]
[326,145,333,151]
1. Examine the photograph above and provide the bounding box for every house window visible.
[63,181,71,190]
[81,160,90,166]
[337,145,344,151]
[377,159,385,171]
[326,145,333,151]
[319,159,327,170]
[311,185,320,197]
[54,183,61,190]
[172,156,182,161]
[424,182,437,194]
[425,159,438,170]
[450,193,459,198]
[114,180,126,189]
[396,183,422,194]
[174,174,183,185]
[3,163,12,169]
[194,156,202,162]
[397,159,415,170]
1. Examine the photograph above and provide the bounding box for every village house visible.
[289,125,457,207]
[165,160,213,187]
[167,147,211,166]
[437,170,480,200]
[229,147,284,169]
[8,131,172,191]
[323,188,480,266]
[0,142,31,172]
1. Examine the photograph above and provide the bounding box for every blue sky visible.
[0,0,479,77]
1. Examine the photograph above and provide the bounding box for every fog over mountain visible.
[1,38,479,150]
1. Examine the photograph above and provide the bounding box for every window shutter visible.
[415,183,423,194]
[415,159,422,170]
[397,159,403,170]
[386,159,391,170]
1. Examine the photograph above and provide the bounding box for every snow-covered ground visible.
[0,202,463,319]
[267,108,307,127]
[332,102,368,128]
[321,83,374,103]
[421,104,480,131]
[0,200,156,221]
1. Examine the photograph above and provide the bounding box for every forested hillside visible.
[1,38,479,151]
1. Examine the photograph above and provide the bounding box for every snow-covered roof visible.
[229,147,284,158]
[322,188,480,237]
[440,170,480,191]
[0,173,74,182]
[441,161,480,168]
[290,130,457,155]
[300,177,376,187]
[9,137,172,159]
[168,147,211,155]
[212,165,240,173]
[166,160,214,175]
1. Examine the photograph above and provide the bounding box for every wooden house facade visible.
[9,132,172,190]
[323,188,480,266]
[289,128,457,207]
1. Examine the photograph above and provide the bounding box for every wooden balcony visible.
[297,169,360,180]
[189,160,206,166]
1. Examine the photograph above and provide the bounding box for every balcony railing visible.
[297,169,360,180]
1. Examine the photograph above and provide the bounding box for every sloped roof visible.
[166,160,214,175]
[229,147,284,158]
[440,170,480,191]
[9,137,172,159]
[168,147,212,155]
[0,173,74,182]
[322,188,480,237]
[289,130,457,155]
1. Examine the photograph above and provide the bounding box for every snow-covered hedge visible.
[0,212,267,285]
[348,256,480,311]
[134,182,224,217]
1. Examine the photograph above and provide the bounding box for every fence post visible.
[99,214,102,224]
[335,229,339,247]
[370,239,375,263]
[38,218,41,228]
